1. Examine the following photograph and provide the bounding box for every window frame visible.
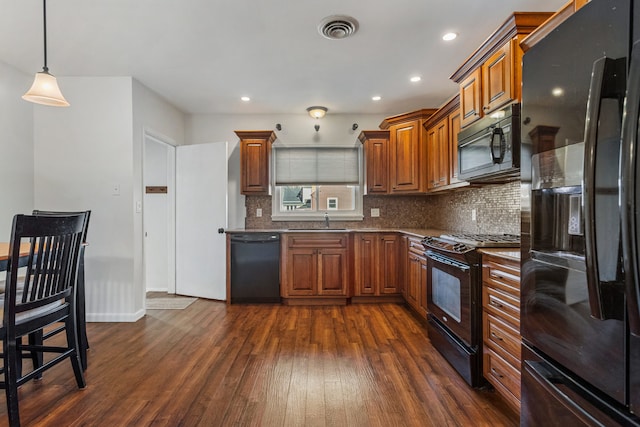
[271,145,364,222]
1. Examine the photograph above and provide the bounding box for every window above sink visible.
[271,146,364,222]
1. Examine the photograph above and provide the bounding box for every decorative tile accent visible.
[244,181,520,234]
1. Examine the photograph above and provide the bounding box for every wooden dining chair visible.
[30,210,91,371]
[0,213,87,427]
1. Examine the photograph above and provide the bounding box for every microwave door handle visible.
[490,127,506,164]
[583,57,609,320]
[622,43,640,335]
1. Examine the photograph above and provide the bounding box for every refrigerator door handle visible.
[583,57,609,320]
[621,42,640,336]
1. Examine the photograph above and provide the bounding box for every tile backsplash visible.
[244,181,520,234]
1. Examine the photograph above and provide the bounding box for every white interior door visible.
[176,142,228,300]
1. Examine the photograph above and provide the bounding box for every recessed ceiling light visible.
[410,76,421,83]
[442,32,458,41]
[551,87,564,97]
[372,96,381,101]
[241,96,250,102]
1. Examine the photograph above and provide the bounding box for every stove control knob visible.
[453,243,468,252]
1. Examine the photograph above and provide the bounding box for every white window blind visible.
[274,147,360,185]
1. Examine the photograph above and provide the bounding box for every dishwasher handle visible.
[230,233,280,243]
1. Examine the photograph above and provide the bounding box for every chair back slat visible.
[4,214,86,322]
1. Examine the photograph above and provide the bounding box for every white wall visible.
[186,113,385,229]
[33,76,138,321]
[0,61,34,240]
[32,76,185,322]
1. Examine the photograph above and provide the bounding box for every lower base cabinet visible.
[281,233,349,304]
[353,233,402,301]
[406,237,427,317]
[480,250,521,412]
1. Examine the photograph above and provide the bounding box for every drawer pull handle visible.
[490,300,504,308]
[491,367,504,378]
[490,332,504,341]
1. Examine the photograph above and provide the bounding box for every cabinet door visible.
[427,117,449,191]
[286,249,317,296]
[364,136,389,194]
[448,108,463,184]
[318,249,348,296]
[419,256,428,317]
[355,234,377,296]
[406,254,421,310]
[390,120,422,193]
[482,41,513,114]
[380,235,399,294]
[460,68,482,128]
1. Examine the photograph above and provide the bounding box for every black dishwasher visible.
[230,233,281,303]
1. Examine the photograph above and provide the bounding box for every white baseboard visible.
[87,308,145,322]
[146,287,169,292]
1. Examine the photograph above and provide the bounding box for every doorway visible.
[143,132,176,294]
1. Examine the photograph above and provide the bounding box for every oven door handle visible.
[424,252,470,272]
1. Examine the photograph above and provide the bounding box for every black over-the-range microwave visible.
[457,103,520,183]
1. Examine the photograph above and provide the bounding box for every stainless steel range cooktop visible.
[439,233,520,247]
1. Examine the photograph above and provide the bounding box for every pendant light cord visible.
[42,0,48,72]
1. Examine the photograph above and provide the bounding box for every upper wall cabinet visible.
[358,130,390,194]
[235,130,276,196]
[378,109,437,194]
[423,95,468,193]
[450,12,553,128]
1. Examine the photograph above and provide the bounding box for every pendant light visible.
[22,0,69,107]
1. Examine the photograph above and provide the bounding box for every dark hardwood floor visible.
[4,301,518,426]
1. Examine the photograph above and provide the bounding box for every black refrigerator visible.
[521,0,640,425]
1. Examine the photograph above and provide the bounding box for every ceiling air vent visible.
[318,15,359,40]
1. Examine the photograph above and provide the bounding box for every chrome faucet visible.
[324,212,330,228]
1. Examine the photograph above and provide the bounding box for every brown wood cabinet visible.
[378,109,437,194]
[235,130,276,195]
[281,233,350,304]
[358,130,390,194]
[480,251,521,413]
[405,237,427,317]
[450,12,553,128]
[353,233,401,300]
[423,96,468,193]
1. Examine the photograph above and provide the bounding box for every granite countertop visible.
[478,248,521,261]
[225,228,450,238]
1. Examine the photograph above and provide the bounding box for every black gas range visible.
[420,232,520,387]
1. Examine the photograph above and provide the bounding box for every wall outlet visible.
[371,208,380,218]
[471,209,477,221]
[256,208,262,217]
[112,183,120,196]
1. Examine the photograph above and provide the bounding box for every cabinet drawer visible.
[483,311,521,365]
[483,285,520,327]
[483,346,521,405]
[286,233,348,248]
[483,259,520,296]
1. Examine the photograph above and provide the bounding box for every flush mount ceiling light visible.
[307,106,328,119]
[410,76,422,83]
[22,0,69,107]
[372,96,381,101]
[241,96,250,102]
[318,15,359,40]
[442,32,458,41]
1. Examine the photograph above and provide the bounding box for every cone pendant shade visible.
[22,70,69,107]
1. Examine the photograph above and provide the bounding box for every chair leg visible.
[4,337,22,427]
[65,316,86,389]
[28,331,44,380]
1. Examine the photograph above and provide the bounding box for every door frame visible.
[142,128,176,294]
